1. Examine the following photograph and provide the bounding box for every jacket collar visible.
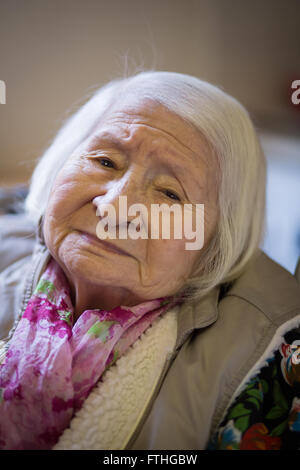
[174,248,300,352]
[175,285,220,351]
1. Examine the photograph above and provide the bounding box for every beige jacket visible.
[0,213,300,450]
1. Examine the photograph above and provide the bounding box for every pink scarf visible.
[0,257,180,449]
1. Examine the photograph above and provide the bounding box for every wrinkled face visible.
[43,96,218,302]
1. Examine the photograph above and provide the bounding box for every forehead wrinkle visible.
[93,113,207,158]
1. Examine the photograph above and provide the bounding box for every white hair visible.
[25,71,267,303]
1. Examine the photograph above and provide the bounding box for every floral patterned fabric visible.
[0,257,179,450]
[207,325,300,450]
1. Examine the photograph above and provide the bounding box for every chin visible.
[60,250,130,288]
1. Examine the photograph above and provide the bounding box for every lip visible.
[79,231,131,257]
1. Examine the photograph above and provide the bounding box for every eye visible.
[98,158,115,169]
[164,189,181,202]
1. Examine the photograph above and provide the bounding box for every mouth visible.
[78,230,131,257]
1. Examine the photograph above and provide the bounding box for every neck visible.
[67,278,146,322]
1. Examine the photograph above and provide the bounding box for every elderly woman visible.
[0,71,300,451]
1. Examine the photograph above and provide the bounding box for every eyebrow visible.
[161,148,204,189]
[89,133,129,153]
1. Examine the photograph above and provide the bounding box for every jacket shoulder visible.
[0,213,36,274]
[224,249,300,322]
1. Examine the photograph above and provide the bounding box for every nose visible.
[92,172,148,232]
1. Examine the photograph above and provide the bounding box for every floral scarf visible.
[0,257,180,450]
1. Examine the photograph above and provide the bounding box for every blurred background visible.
[0,0,299,273]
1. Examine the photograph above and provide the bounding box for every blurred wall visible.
[0,0,299,184]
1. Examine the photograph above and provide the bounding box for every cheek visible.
[43,168,85,249]
[148,239,195,277]
[45,165,93,222]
